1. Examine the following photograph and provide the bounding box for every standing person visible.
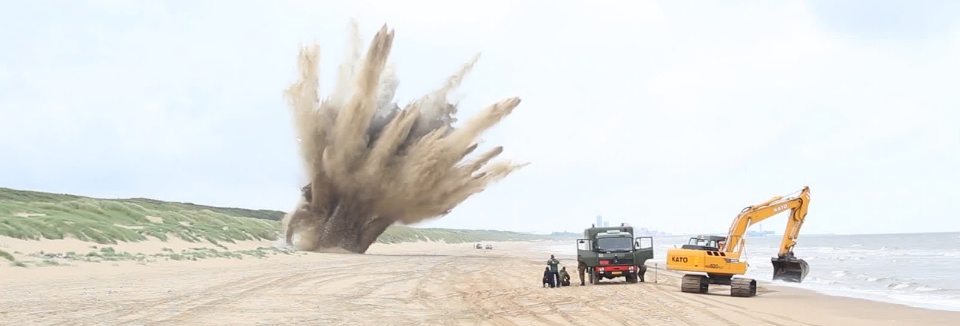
[577,260,587,286]
[546,255,560,288]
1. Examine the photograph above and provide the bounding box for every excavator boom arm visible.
[720,186,812,283]
[722,186,811,256]
[777,187,811,256]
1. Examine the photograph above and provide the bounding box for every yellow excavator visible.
[665,186,812,297]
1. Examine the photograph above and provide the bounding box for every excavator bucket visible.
[771,255,809,283]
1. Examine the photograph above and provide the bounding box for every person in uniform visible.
[559,266,571,286]
[546,255,560,288]
[577,260,588,286]
[542,267,555,288]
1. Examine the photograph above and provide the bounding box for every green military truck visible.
[577,224,655,284]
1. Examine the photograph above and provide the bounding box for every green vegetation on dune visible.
[0,187,569,247]
[0,187,280,246]
[0,249,14,261]
[0,188,285,221]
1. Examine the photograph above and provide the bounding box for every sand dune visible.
[1,239,957,325]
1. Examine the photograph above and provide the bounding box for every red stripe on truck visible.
[595,265,631,272]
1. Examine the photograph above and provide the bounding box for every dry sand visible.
[1,238,958,326]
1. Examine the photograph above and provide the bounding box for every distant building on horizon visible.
[596,215,603,227]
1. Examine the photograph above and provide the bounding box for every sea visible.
[540,232,960,312]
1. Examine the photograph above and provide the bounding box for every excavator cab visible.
[680,235,726,251]
[771,252,809,283]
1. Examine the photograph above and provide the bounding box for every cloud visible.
[1,0,958,235]
[426,0,960,234]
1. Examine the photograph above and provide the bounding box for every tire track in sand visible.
[424,256,525,325]
[130,270,315,325]
[647,281,819,326]
[66,258,394,325]
[459,288,558,325]
[450,255,580,326]
[573,282,695,325]
[647,268,820,325]
[127,258,398,325]
[2,270,293,326]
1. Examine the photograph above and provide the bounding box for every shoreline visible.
[531,239,960,314]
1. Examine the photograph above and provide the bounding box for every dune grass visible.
[0,187,568,247]
[0,249,14,261]
[0,188,279,246]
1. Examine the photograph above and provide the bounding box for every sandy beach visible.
[1,238,958,326]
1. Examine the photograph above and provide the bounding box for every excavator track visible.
[730,278,757,297]
[680,275,708,294]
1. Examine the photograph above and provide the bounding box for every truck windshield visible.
[595,237,633,253]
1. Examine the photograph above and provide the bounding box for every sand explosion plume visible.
[281,21,528,254]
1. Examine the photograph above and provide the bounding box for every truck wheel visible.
[591,271,601,284]
[626,274,638,283]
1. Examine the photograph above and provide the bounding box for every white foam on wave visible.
[739,241,960,312]
[917,286,941,292]
[768,278,960,311]
[888,282,911,290]
[801,245,960,259]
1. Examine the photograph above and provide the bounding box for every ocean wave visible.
[837,248,951,256]
[803,270,944,293]
[776,281,960,312]
[741,246,960,267]
[917,286,942,292]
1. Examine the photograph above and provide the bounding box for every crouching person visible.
[559,267,572,286]
[542,267,556,288]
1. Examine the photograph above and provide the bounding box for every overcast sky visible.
[2,0,958,235]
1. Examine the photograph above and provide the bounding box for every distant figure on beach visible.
[542,267,556,288]
[559,266,571,286]
[577,261,587,286]
[546,255,560,288]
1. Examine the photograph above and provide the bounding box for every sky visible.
[1,0,959,235]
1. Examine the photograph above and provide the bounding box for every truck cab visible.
[576,224,655,284]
